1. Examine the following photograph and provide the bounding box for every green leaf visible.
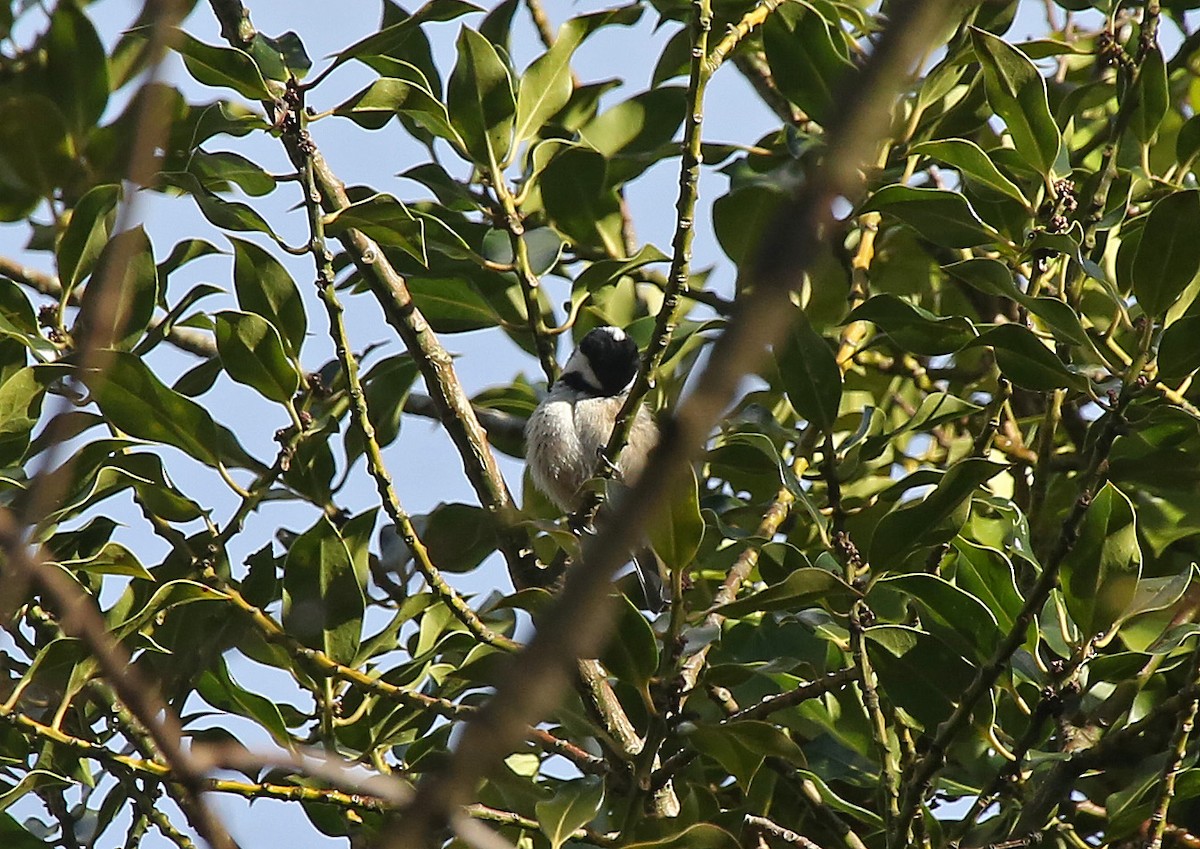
[0,95,77,204]
[777,313,841,432]
[688,721,804,787]
[56,184,120,296]
[647,466,704,572]
[0,367,49,467]
[1131,190,1200,317]
[534,777,604,849]
[79,226,159,351]
[84,352,222,467]
[866,625,978,730]
[600,593,659,696]
[1061,482,1141,635]
[166,172,278,237]
[196,656,293,747]
[1158,315,1200,381]
[714,186,786,266]
[345,354,420,465]
[969,26,1062,176]
[408,276,499,332]
[967,324,1089,392]
[250,30,312,80]
[910,139,1030,207]
[334,66,463,146]
[326,0,481,76]
[869,459,1006,567]
[539,145,623,256]
[944,258,1089,347]
[517,9,629,143]
[45,3,109,136]
[60,542,153,580]
[283,516,365,665]
[717,567,857,618]
[574,244,668,291]
[951,539,1025,635]
[188,150,277,197]
[762,2,852,126]
[446,27,516,166]
[215,310,300,403]
[861,185,999,249]
[623,824,740,849]
[174,30,273,100]
[323,194,427,265]
[847,294,977,355]
[229,237,306,360]
[871,573,1002,664]
[1130,46,1168,144]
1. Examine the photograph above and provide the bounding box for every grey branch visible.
[381,1,963,845]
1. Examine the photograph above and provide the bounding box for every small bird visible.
[525,325,665,611]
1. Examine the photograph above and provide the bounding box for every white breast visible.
[525,389,657,511]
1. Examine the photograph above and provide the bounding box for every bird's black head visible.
[562,326,640,397]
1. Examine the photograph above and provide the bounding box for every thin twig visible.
[381,3,962,845]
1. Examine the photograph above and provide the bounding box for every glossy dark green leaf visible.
[967,324,1089,392]
[647,465,704,572]
[969,26,1061,176]
[1061,482,1141,635]
[535,777,604,849]
[215,310,300,403]
[0,367,49,467]
[910,139,1030,207]
[687,721,804,787]
[188,150,276,197]
[1131,190,1200,317]
[408,276,499,332]
[871,573,1001,663]
[480,227,564,276]
[0,95,77,202]
[578,86,687,159]
[861,186,998,249]
[45,3,109,136]
[951,539,1025,636]
[446,27,515,166]
[323,194,427,265]
[574,244,668,292]
[1158,315,1200,381]
[866,625,978,730]
[196,656,292,747]
[327,0,481,75]
[1130,46,1168,144]
[84,352,221,467]
[944,258,1089,347]
[56,184,120,297]
[166,172,278,237]
[230,237,306,359]
[79,226,159,351]
[283,516,365,665]
[1177,114,1200,167]
[776,313,841,432]
[174,30,272,100]
[61,542,153,580]
[717,567,857,618]
[539,145,623,256]
[599,593,658,696]
[334,66,462,146]
[869,459,1006,567]
[762,2,853,125]
[847,294,977,355]
[250,30,312,80]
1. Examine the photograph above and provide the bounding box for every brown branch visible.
[205,0,537,591]
[746,815,825,849]
[381,4,961,843]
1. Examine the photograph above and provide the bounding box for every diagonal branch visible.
[380,2,963,845]
[204,0,537,591]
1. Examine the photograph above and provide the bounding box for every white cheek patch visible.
[600,326,626,342]
[562,349,603,393]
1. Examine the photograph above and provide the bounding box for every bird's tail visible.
[633,548,669,614]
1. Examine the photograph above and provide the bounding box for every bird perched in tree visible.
[525,325,666,611]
